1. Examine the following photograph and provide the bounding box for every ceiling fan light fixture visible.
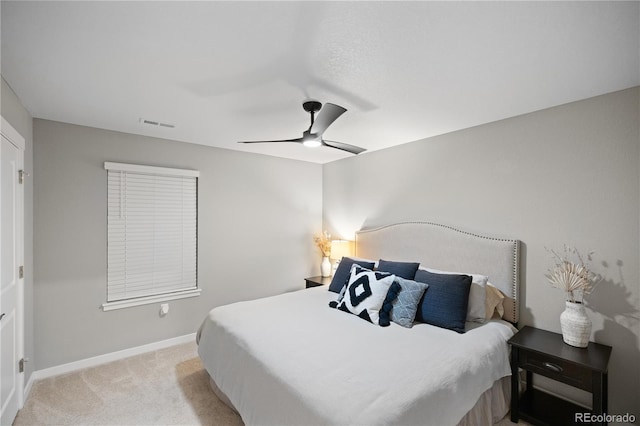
[302,139,321,148]
[237,101,365,155]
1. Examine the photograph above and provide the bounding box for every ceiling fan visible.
[238,100,366,155]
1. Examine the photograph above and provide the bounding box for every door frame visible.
[1,115,25,413]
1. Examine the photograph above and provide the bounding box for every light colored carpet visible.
[14,341,525,426]
[13,342,243,425]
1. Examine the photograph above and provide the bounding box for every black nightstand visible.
[508,326,612,426]
[304,275,332,288]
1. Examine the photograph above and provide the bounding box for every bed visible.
[197,221,521,425]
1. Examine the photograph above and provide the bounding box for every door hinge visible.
[19,358,25,373]
[19,265,24,279]
[18,169,30,184]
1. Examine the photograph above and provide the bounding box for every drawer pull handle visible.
[543,362,563,373]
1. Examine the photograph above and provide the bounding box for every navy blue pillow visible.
[377,259,420,280]
[414,269,472,333]
[328,257,376,293]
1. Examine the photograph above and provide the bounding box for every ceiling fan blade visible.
[238,137,303,144]
[310,103,346,135]
[322,140,366,155]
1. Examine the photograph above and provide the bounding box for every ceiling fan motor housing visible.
[302,100,322,113]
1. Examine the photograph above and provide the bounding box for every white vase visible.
[321,256,332,277]
[560,301,592,348]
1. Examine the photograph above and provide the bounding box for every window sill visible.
[101,288,202,311]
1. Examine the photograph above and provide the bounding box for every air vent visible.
[139,118,175,129]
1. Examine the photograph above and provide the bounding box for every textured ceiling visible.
[2,1,639,164]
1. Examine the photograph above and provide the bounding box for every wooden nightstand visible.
[304,275,332,288]
[508,326,612,426]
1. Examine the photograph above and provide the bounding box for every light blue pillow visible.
[390,276,429,328]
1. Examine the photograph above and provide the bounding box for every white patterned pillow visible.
[331,264,398,326]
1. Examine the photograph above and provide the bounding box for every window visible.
[102,162,200,311]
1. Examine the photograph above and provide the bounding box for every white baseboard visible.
[23,371,36,402]
[31,333,196,382]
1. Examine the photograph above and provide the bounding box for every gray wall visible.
[33,119,322,369]
[323,87,640,419]
[1,77,35,384]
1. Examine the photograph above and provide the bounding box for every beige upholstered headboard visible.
[355,221,521,324]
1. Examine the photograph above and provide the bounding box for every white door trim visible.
[0,116,25,413]
[1,117,26,150]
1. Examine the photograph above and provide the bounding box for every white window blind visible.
[103,162,199,310]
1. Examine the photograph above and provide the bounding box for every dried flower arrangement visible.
[314,230,332,257]
[545,246,600,303]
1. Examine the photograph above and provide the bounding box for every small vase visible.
[560,301,592,348]
[321,256,332,277]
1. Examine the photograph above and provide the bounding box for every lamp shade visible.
[330,240,353,260]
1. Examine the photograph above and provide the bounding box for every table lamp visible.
[330,240,354,274]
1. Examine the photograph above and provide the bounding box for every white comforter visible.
[197,287,515,426]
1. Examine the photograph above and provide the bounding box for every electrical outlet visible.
[160,303,169,316]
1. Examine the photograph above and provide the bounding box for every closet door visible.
[1,119,25,426]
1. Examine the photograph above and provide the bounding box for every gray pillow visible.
[390,276,429,328]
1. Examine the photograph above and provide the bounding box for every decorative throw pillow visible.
[421,267,488,323]
[414,269,472,333]
[390,277,429,328]
[334,279,348,304]
[485,282,505,320]
[377,259,420,280]
[331,264,399,326]
[328,257,376,293]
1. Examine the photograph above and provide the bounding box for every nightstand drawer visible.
[521,351,592,392]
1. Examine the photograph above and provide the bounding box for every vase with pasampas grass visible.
[314,230,332,277]
[546,246,600,348]
[320,256,332,277]
[560,301,591,347]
